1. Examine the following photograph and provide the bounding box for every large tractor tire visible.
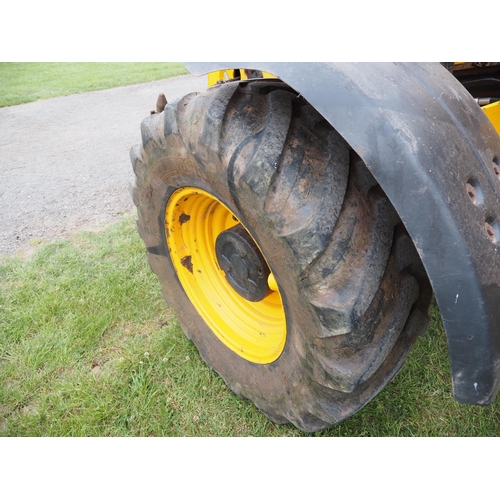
[131,80,433,432]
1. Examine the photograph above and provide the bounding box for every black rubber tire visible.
[131,80,433,432]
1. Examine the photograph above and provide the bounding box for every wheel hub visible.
[216,224,271,302]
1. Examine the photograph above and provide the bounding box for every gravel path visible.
[0,74,207,257]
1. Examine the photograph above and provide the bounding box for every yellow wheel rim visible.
[165,187,286,364]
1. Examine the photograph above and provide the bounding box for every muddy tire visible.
[131,80,432,432]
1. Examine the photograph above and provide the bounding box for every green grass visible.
[0,62,188,107]
[1,217,499,436]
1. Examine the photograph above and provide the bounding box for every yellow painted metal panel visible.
[207,68,276,87]
[483,101,500,136]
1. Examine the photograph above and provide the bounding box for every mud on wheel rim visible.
[165,186,286,364]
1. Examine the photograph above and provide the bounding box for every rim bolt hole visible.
[485,221,496,242]
[466,182,476,202]
[493,157,500,179]
[466,179,484,205]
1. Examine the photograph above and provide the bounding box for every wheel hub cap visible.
[216,224,271,302]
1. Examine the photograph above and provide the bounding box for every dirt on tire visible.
[131,79,433,431]
[0,74,207,258]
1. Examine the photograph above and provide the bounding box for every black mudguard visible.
[185,62,500,406]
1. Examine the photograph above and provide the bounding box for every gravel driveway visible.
[0,74,207,257]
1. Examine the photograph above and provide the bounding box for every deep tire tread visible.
[131,80,432,432]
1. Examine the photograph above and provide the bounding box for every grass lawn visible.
[0,62,188,107]
[1,217,499,436]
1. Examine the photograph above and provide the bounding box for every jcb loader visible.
[130,62,500,432]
